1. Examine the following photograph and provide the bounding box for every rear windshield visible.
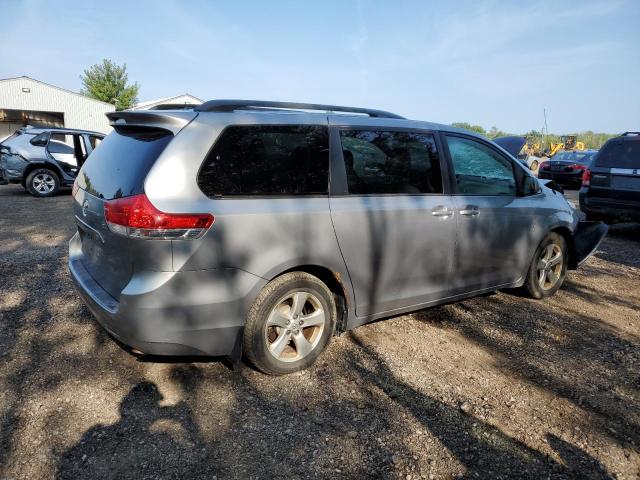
[594,140,640,168]
[555,151,593,164]
[77,127,172,199]
[553,152,573,162]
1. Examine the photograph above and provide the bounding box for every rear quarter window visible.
[197,125,329,196]
[594,140,640,168]
[30,133,49,146]
[77,127,172,199]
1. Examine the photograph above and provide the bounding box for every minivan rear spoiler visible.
[106,111,198,135]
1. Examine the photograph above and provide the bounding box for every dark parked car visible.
[538,150,597,188]
[0,126,104,197]
[580,132,640,223]
[69,100,607,375]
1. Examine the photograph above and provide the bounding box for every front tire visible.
[26,168,60,197]
[244,272,336,375]
[524,232,568,299]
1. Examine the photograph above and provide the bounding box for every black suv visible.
[580,132,640,223]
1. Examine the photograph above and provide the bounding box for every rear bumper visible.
[68,232,265,357]
[572,220,609,267]
[0,153,26,183]
[0,166,23,183]
[579,192,640,222]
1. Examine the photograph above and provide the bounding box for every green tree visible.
[487,126,509,139]
[451,122,487,137]
[80,59,139,110]
[451,123,617,151]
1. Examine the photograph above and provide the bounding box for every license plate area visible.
[611,175,640,190]
[77,223,104,266]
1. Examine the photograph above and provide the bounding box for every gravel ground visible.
[0,184,638,480]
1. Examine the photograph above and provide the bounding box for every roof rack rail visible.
[620,131,640,136]
[194,99,405,119]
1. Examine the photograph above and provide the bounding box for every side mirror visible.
[522,175,540,196]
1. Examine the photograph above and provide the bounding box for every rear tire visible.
[244,272,336,375]
[524,232,568,299]
[26,168,60,197]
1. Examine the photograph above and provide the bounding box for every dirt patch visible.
[0,184,638,479]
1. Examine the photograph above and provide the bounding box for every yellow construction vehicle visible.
[522,136,545,157]
[548,135,586,157]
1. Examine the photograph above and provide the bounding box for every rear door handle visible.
[431,206,454,217]
[459,206,480,216]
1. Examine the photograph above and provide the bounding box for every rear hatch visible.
[587,134,640,204]
[493,136,526,158]
[73,110,196,299]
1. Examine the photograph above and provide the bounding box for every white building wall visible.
[0,77,114,134]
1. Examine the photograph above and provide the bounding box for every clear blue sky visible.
[1,0,638,133]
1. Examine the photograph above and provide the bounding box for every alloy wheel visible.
[537,243,563,290]
[264,291,326,362]
[32,173,56,194]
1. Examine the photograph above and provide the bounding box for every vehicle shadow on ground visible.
[55,382,204,479]
[51,349,614,480]
[347,332,613,479]
[53,367,404,479]
[562,276,640,311]
[413,293,640,453]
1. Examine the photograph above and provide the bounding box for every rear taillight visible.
[568,164,584,170]
[582,169,591,186]
[104,194,214,239]
[72,179,79,199]
[541,163,550,170]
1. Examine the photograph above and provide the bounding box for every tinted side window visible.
[198,125,329,196]
[445,136,516,195]
[339,130,443,194]
[30,133,48,146]
[48,139,74,154]
[595,140,640,168]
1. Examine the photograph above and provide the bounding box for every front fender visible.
[570,221,609,268]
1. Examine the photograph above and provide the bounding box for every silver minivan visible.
[68,100,607,374]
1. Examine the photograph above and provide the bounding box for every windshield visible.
[553,152,573,162]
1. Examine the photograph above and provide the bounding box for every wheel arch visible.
[23,161,64,182]
[550,225,578,269]
[271,264,351,333]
